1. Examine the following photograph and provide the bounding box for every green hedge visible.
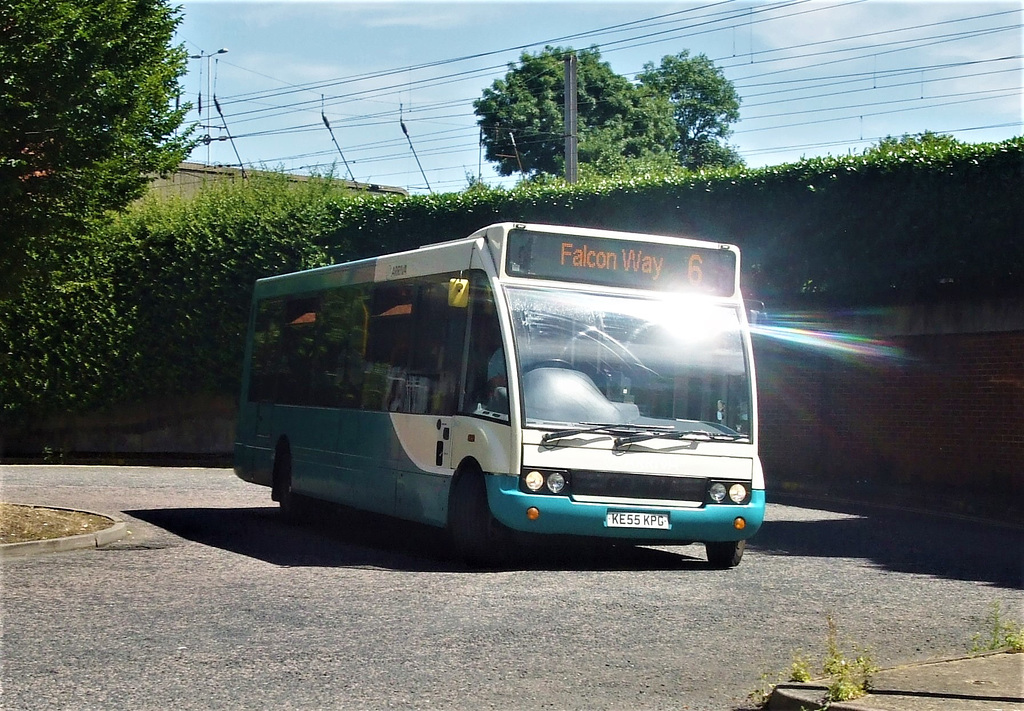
[1,138,1020,420]
[321,137,1023,306]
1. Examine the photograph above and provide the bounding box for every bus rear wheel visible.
[705,539,745,569]
[271,441,301,521]
[449,469,512,568]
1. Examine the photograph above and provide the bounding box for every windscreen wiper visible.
[540,422,674,444]
[614,429,749,447]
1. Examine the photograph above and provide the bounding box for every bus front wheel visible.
[705,539,745,569]
[449,470,512,568]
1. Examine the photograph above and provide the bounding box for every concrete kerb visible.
[768,681,878,711]
[0,504,128,558]
[767,651,1024,711]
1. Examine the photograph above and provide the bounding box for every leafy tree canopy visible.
[862,131,964,157]
[473,46,741,180]
[0,0,194,281]
[635,50,742,170]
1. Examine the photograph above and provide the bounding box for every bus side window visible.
[409,275,467,416]
[354,273,480,415]
[249,298,285,402]
[462,277,507,416]
[321,285,369,409]
[362,283,413,411]
[277,296,322,406]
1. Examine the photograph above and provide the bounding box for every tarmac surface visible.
[4,505,1021,711]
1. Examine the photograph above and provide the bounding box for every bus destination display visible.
[505,229,736,296]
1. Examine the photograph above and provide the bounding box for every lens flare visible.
[751,309,907,361]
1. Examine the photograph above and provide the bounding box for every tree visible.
[0,0,194,281]
[474,46,741,180]
[473,46,675,179]
[635,51,743,170]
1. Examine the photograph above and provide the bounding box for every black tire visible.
[705,539,745,569]
[448,470,512,568]
[271,442,302,521]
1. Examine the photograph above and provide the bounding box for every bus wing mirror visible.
[448,278,470,308]
[745,299,765,325]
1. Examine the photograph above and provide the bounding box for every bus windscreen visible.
[505,229,736,296]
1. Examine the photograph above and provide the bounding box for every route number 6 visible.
[688,254,703,285]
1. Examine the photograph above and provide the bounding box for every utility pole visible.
[563,53,578,184]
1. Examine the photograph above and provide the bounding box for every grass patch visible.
[0,503,113,544]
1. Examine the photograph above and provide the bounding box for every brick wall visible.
[755,299,1024,516]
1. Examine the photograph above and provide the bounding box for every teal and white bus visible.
[234,222,764,567]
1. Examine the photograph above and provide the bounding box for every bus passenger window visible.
[249,298,285,403]
[409,276,468,416]
[321,286,369,409]
[276,296,321,406]
[362,284,413,411]
[463,281,508,418]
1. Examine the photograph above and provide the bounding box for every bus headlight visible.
[520,469,570,495]
[546,472,566,494]
[709,482,727,503]
[524,470,545,492]
[708,481,750,505]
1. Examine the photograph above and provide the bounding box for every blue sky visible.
[173,0,1023,194]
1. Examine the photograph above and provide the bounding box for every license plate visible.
[606,511,670,530]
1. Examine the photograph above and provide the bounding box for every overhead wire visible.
[734,89,1022,134]
[210,0,813,125]
[183,3,1021,186]
[212,0,751,106]
[291,115,1024,189]
[205,7,993,118]
[739,121,1024,157]
[224,12,1018,130]
[237,33,1017,156]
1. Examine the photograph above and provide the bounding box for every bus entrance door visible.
[434,417,452,469]
[395,415,454,526]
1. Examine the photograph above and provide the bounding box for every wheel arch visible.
[447,456,484,523]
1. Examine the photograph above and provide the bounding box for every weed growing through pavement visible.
[746,614,878,709]
[787,650,814,682]
[746,669,781,709]
[821,613,878,702]
[971,601,1024,653]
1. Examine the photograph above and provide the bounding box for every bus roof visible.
[252,222,740,300]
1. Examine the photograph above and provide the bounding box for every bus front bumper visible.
[485,474,764,542]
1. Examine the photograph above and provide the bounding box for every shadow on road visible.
[751,494,1024,590]
[125,491,1023,585]
[126,502,711,573]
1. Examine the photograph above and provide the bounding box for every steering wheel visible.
[567,329,659,377]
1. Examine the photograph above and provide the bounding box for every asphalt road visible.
[2,465,1022,711]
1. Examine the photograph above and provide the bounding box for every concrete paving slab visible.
[769,652,1023,711]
